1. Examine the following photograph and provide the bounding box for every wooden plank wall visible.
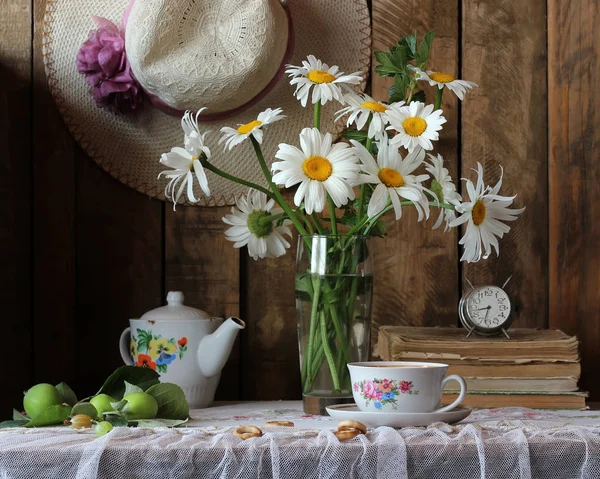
[0,0,598,414]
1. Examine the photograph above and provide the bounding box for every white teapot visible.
[119,291,244,408]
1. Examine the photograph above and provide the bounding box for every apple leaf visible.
[97,366,160,400]
[24,404,71,427]
[55,382,78,406]
[145,383,189,420]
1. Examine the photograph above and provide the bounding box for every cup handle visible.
[435,374,467,413]
[119,327,133,365]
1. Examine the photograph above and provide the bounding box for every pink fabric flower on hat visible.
[76,16,143,113]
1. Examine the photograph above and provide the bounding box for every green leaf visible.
[105,415,128,427]
[389,92,406,104]
[13,409,29,421]
[394,74,410,97]
[55,382,78,407]
[295,273,314,296]
[123,381,144,396]
[0,420,28,428]
[109,400,128,412]
[398,33,418,58]
[369,219,388,238]
[430,178,444,202]
[157,364,168,374]
[71,402,98,418]
[392,45,411,69]
[417,30,436,66]
[374,51,404,77]
[134,418,188,428]
[340,212,357,228]
[145,383,190,420]
[24,404,71,427]
[340,129,368,142]
[411,90,426,103]
[97,365,160,400]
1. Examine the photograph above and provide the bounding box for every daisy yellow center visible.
[378,168,404,188]
[307,70,336,84]
[302,156,333,181]
[472,200,487,226]
[361,101,387,113]
[247,210,274,238]
[429,72,455,83]
[237,120,262,135]
[402,117,427,137]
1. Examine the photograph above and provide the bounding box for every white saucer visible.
[326,404,472,428]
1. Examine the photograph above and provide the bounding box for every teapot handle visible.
[119,327,133,365]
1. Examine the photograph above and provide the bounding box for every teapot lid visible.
[140,291,211,321]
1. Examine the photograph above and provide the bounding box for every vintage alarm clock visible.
[459,277,513,339]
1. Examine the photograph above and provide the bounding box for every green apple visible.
[90,394,115,416]
[122,392,158,420]
[23,383,63,419]
[95,421,114,437]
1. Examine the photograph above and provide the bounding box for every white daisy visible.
[222,189,292,260]
[286,55,363,107]
[411,66,478,100]
[449,163,525,263]
[335,93,399,139]
[351,135,430,221]
[271,128,360,214]
[425,153,461,231]
[181,108,207,148]
[158,110,211,209]
[386,101,446,152]
[219,107,285,151]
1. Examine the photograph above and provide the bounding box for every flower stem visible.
[357,117,373,223]
[319,310,341,392]
[434,87,444,111]
[314,100,321,130]
[311,213,325,234]
[328,196,338,236]
[304,275,322,389]
[202,160,274,199]
[250,137,309,239]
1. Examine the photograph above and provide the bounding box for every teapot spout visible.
[198,317,245,378]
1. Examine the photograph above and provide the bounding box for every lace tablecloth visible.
[1,401,599,479]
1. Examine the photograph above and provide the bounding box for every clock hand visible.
[477,306,492,311]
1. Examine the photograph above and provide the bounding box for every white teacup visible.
[348,361,467,413]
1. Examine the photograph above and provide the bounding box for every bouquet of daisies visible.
[158,32,524,396]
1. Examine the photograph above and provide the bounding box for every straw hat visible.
[43,0,371,206]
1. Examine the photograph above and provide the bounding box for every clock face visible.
[466,286,511,329]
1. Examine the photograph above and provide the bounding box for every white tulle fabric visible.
[126,0,289,112]
[43,0,370,205]
[1,402,600,478]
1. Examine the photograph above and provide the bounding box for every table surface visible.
[1,401,600,479]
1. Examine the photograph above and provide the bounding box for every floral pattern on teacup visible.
[353,378,419,409]
[130,329,188,373]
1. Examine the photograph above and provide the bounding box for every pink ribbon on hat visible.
[77,0,295,120]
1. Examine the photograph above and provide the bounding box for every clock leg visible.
[501,328,510,339]
[465,326,475,339]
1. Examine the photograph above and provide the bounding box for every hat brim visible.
[43,0,371,206]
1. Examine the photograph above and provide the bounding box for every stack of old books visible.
[378,327,587,408]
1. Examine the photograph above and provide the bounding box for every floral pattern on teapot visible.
[353,378,419,410]
[129,328,188,373]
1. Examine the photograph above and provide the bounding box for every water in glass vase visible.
[296,272,373,400]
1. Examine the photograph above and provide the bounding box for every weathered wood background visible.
[0,0,598,414]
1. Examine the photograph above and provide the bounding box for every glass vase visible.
[296,235,373,414]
